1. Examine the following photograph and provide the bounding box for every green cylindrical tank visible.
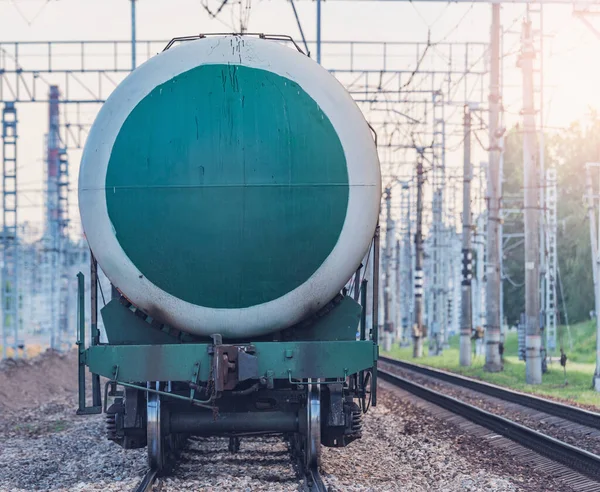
[79,35,381,338]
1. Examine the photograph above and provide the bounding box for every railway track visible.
[131,436,328,492]
[132,359,600,491]
[378,362,600,486]
[305,465,328,491]
[380,356,600,429]
[133,468,157,492]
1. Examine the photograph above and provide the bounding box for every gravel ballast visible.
[321,388,572,492]
[379,360,600,456]
[0,350,577,491]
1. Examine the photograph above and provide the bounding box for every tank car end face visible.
[79,36,381,337]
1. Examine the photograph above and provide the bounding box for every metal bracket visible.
[162,33,308,56]
[209,341,258,392]
[189,361,201,400]
[76,272,102,415]
[367,122,378,147]
[105,371,214,411]
[288,370,348,386]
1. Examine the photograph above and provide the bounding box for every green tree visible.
[549,117,600,325]
[502,128,525,326]
[501,115,600,327]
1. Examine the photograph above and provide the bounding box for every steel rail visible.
[132,468,158,492]
[380,356,600,430]
[306,465,328,491]
[134,435,326,491]
[379,368,600,482]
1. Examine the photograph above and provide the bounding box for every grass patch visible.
[558,320,598,364]
[12,419,70,437]
[51,420,69,433]
[383,331,600,408]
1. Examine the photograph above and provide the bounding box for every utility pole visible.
[383,186,393,351]
[485,4,503,372]
[395,238,401,343]
[400,182,413,346]
[316,0,322,64]
[430,188,443,355]
[413,150,425,358]
[45,86,60,351]
[596,186,600,392]
[460,105,473,367]
[131,0,137,70]
[585,163,600,391]
[521,17,542,385]
[586,165,598,286]
[473,163,488,350]
[545,168,558,355]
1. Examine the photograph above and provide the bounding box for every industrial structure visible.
[1,0,599,390]
[0,32,488,357]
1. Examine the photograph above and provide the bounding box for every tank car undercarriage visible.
[76,259,379,478]
[105,375,366,473]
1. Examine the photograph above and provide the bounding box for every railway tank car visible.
[76,34,381,476]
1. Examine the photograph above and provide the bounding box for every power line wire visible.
[9,0,52,26]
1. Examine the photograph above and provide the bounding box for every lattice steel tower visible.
[545,167,558,353]
[399,181,413,346]
[429,90,448,354]
[42,86,61,350]
[2,102,19,358]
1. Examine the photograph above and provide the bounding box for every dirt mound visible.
[0,349,78,412]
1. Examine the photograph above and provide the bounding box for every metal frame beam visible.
[2,102,19,359]
[0,39,488,103]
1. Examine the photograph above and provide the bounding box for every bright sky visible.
[1,0,599,233]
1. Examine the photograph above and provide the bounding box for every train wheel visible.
[305,379,321,469]
[147,392,165,471]
[361,371,372,413]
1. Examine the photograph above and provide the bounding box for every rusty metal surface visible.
[87,340,376,383]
